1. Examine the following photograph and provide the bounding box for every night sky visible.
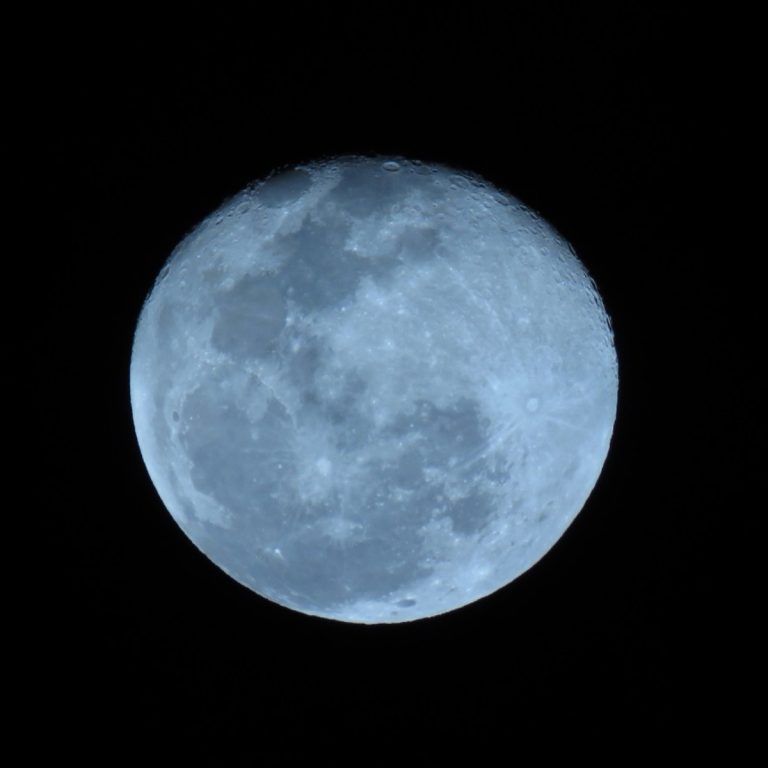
[33,6,754,758]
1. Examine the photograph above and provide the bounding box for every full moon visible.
[130,156,618,623]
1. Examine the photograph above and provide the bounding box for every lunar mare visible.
[130,156,618,623]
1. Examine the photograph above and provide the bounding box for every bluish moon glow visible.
[130,156,618,623]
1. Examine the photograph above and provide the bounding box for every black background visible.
[35,5,754,758]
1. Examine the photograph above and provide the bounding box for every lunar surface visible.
[130,156,618,623]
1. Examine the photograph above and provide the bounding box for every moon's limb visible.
[130,156,618,623]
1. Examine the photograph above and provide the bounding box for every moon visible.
[130,156,618,623]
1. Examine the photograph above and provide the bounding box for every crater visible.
[268,531,431,611]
